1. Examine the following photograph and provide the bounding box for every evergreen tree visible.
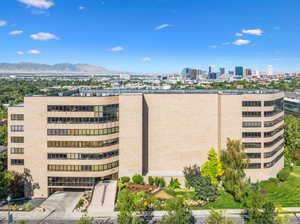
[201,148,224,184]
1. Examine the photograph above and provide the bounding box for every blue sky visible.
[1,0,300,73]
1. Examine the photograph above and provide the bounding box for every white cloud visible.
[232,39,251,46]
[78,5,85,10]
[17,0,54,9]
[28,49,40,54]
[141,57,151,62]
[16,51,25,55]
[30,32,59,40]
[235,32,243,37]
[110,46,124,52]
[0,20,7,27]
[9,30,24,35]
[154,24,172,30]
[242,29,263,36]
[209,45,217,49]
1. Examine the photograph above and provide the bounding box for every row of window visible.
[242,111,261,117]
[247,163,261,169]
[47,138,119,148]
[264,116,284,127]
[264,109,282,117]
[264,136,284,148]
[47,104,118,112]
[242,122,262,128]
[242,132,261,138]
[11,136,24,143]
[11,159,24,165]
[264,143,284,158]
[243,127,283,139]
[47,116,118,124]
[11,114,24,121]
[48,177,95,187]
[264,152,284,168]
[242,116,284,128]
[11,125,24,132]
[244,136,283,149]
[264,98,284,107]
[242,110,283,117]
[264,127,284,138]
[47,127,119,136]
[243,142,261,149]
[246,153,261,159]
[242,98,283,107]
[47,161,119,172]
[242,101,262,107]
[47,150,119,160]
[10,147,24,154]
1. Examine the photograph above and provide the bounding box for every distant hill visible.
[0,62,112,74]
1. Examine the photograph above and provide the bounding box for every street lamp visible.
[6,195,13,224]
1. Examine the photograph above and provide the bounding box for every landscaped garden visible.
[116,138,299,224]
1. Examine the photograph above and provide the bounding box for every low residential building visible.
[7,89,284,198]
[284,92,300,116]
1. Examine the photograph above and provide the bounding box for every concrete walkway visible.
[88,181,117,215]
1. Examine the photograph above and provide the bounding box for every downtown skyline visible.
[1,0,300,73]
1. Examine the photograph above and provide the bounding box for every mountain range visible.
[0,62,113,74]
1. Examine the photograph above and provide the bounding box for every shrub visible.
[23,202,33,211]
[169,178,181,189]
[120,176,130,183]
[77,214,93,224]
[295,159,300,166]
[160,198,193,224]
[277,168,290,182]
[132,174,144,185]
[159,178,166,188]
[76,199,85,209]
[154,177,160,187]
[148,176,154,185]
[18,221,26,224]
[205,208,233,224]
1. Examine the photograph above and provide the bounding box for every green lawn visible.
[260,167,300,207]
[200,191,242,209]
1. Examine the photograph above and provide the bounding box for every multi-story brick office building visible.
[7,89,284,198]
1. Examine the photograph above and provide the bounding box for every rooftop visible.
[43,89,282,97]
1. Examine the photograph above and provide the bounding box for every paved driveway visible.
[39,191,83,219]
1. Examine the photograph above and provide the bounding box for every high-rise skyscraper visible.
[181,68,193,79]
[220,67,225,75]
[267,65,273,76]
[235,66,244,78]
[209,65,216,74]
[244,68,252,77]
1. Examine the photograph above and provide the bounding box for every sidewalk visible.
[0,207,299,221]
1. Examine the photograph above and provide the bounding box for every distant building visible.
[182,68,203,80]
[284,92,300,116]
[181,68,193,79]
[119,74,131,80]
[208,72,217,79]
[254,70,260,76]
[209,65,216,74]
[267,65,273,76]
[208,65,217,79]
[220,67,225,75]
[228,70,234,75]
[235,66,244,79]
[244,68,252,77]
